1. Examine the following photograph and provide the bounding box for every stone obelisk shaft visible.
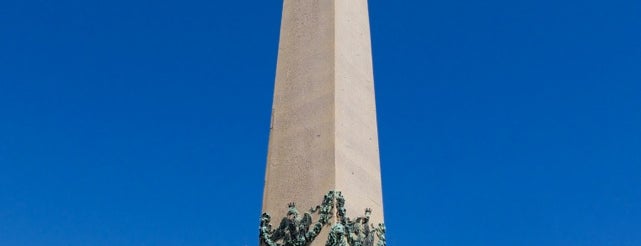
[262,0,383,244]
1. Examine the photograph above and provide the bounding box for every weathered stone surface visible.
[261,1,383,245]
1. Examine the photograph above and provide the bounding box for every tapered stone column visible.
[260,0,385,245]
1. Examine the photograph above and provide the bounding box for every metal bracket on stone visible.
[259,190,386,246]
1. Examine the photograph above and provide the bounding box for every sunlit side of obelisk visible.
[259,0,385,245]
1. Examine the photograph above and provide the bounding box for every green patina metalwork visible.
[259,191,386,246]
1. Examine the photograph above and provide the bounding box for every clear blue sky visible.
[1,0,640,245]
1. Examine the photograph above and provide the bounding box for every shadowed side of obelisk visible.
[262,0,336,225]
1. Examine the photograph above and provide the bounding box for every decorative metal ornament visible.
[259,191,386,246]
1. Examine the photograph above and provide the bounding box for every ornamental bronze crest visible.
[259,191,386,246]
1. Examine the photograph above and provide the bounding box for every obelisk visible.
[260,0,385,245]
